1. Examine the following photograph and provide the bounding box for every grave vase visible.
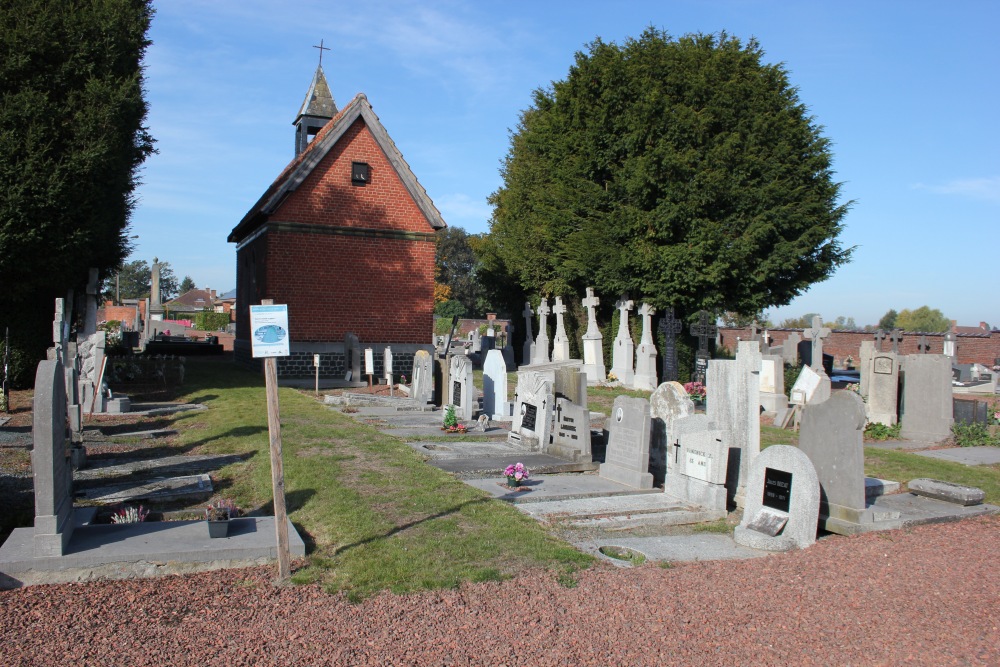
[206,509,230,538]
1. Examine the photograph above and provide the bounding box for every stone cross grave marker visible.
[344,332,360,381]
[411,349,433,404]
[748,320,762,350]
[502,323,517,370]
[581,287,606,383]
[532,298,551,364]
[633,303,658,391]
[610,295,635,385]
[889,328,904,354]
[874,329,887,353]
[482,349,511,420]
[549,397,592,462]
[521,302,535,365]
[551,296,570,361]
[599,395,653,489]
[803,316,831,373]
[507,371,554,452]
[31,359,75,557]
[782,331,801,366]
[734,445,820,551]
[689,310,717,385]
[918,335,931,353]
[449,354,475,421]
[657,307,683,383]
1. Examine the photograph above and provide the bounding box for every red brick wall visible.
[720,327,1000,366]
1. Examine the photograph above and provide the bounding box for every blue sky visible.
[133,0,998,328]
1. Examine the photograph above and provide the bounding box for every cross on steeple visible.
[313,39,331,67]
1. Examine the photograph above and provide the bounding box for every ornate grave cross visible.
[582,287,600,336]
[689,310,717,357]
[614,295,634,337]
[889,328,904,354]
[638,303,656,344]
[748,320,762,344]
[521,302,534,341]
[553,296,567,332]
[658,307,683,382]
[917,335,931,354]
[537,298,551,321]
[874,329,887,352]
[803,315,831,373]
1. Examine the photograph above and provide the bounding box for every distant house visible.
[227,64,445,377]
[163,288,219,318]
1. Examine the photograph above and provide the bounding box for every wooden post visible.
[261,299,291,581]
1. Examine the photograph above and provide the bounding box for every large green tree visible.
[894,306,950,333]
[482,28,852,320]
[0,0,155,383]
[435,226,486,316]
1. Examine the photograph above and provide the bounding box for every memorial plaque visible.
[874,356,893,374]
[763,467,792,512]
[452,381,461,407]
[685,449,711,482]
[694,356,709,385]
[746,509,789,537]
[521,403,538,432]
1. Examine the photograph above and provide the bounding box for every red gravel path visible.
[2,517,998,666]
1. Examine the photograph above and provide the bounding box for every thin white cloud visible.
[435,193,492,230]
[914,176,1000,203]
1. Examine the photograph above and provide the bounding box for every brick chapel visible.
[228,64,445,376]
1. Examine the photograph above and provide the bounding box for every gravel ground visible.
[2,517,998,666]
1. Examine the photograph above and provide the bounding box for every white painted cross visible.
[582,287,600,336]
[614,295,634,339]
[638,303,656,345]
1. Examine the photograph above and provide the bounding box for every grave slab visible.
[913,446,1000,466]
[76,473,213,504]
[907,478,985,505]
[868,493,999,526]
[463,474,656,503]
[515,493,726,529]
[575,534,768,563]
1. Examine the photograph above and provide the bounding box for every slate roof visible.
[228,92,446,244]
[295,65,337,123]
[164,289,217,312]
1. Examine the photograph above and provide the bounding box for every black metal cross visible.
[658,307,683,382]
[673,439,682,464]
[689,310,717,356]
[313,39,331,67]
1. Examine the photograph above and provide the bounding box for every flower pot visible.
[207,518,230,538]
[506,477,521,488]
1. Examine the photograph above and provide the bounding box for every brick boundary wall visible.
[720,328,1000,367]
[234,340,428,380]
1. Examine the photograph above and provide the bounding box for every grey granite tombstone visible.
[31,359,75,557]
[798,391,898,535]
[507,371,554,452]
[734,445,820,551]
[344,332,361,381]
[549,397,592,462]
[532,298,551,364]
[482,349,512,420]
[553,366,587,409]
[411,349,434,404]
[633,303,658,391]
[649,381,695,487]
[580,287,606,384]
[665,414,729,511]
[551,296,570,362]
[449,354,475,421]
[899,354,954,443]
[599,396,654,489]
[858,339,875,399]
[521,302,535,366]
[782,331,801,366]
[867,352,899,426]
[610,295,635,385]
[502,324,517,370]
[789,364,831,406]
[706,341,761,507]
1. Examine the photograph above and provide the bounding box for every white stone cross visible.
[614,295,634,338]
[537,297,551,321]
[803,315,831,373]
[638,303,656,344]
[582,287,600,336]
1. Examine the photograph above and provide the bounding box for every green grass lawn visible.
[173,360,591,601]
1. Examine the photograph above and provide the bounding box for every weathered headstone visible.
[867,351,899,426]
[411,349,434,404]
[449,354,475,421]
[482,349,511,420]
[580,287,606,384]
[610,295,635,385]
[798,391,898,535]
[507,371,554,452]
[469,329,482,354]
[706,341,761,507]
[759,354,788,416]
[803,316,831,373]
[789,364,831,406]
[532,298,551,364]
[551,296,570,362]
[633,303,658,391]
[665,414,729,511]
[31,359,75,557]
[899,354,954,443]
[734,445,820,551]
[874,329,887,353]
[553,366,587,409]
[599,396,653,489]
[858,339,875,399]
[689,311,717,385]
[650,381,695,486]
[521,302,535,366]
[781,331,801,366]
[549,397,592,462]
[657,307,683,383]
[77,330,108,413]
[344,332,360,382]
[502,323,517,370]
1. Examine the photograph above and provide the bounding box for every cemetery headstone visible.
[470,329,482,354]
[858,340,875,399]
[734,445,820,551]
[521,302,535,365]
[599,395,654,489]
[781,331,801,366]
[657,307,683,383]
[502,323,517,370]
[803,316,831,373]
[798,390,898,535]
[942,332,957,359]
[449,354,475,421]
[889,329,904,354]
[581,287,606,384]
[759,354,788,416]
[649,381,695,487]
[507,371,554,452]
[610,295,635,385]
[344,332,360,381]
[899,354,954,443]
[633,303,658,391]
[77,330,108,413]
[549,397,592,462]
[532,298,551,364]
[788,364,831,406]
[31,359,75,557]
[917,335,931,354]
[83,268,100,337]
[690,311,717,385]
[665,414,729,511]
[706,341,761,507]
[551,296,571,361]
[553,366,587,409]
[482,349,512,420]
[874,329,887,353]
[867,351,900,426]
[411,349,434,404]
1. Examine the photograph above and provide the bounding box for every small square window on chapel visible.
[351,162,370,186]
